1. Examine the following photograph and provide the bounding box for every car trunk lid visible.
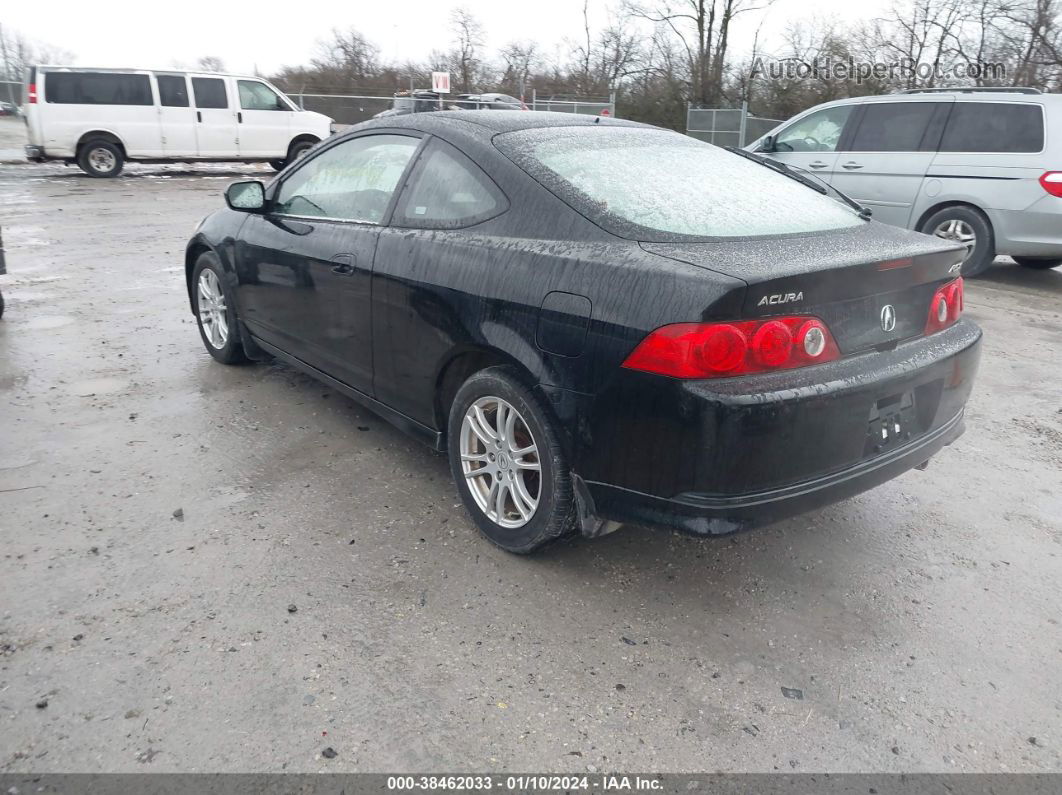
[642,223,965,355]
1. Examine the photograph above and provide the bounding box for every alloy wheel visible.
[932,219,976,261]
[196,269,229,349]
[459,396,542,528]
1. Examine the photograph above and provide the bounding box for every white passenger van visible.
[23,66,333,177]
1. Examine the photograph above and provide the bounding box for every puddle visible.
[24,315,75,330]
[67,377,129,396]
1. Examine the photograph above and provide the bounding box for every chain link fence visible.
[686,102,782,148]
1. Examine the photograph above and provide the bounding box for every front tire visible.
[1013,256,1062,270]
[447,367,576,554]
[920,205,994,277]
[77,139,124,177]
[192,252,248,365]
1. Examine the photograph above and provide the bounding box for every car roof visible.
[356,109,645,137]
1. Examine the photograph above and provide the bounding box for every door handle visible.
[330,254,355,275]
[196,111,202,123]
[237,112,243,123]
[841,161,864,170]
[808,161,828,169]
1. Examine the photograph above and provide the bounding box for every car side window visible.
[192,77,228,109]
[774,106,853,153]
[156,75,189,107]
[393,139,507,229]
[238,80,287,111]
[939,103,1044,153]
[848,102,940,152]
[274,134,420,223]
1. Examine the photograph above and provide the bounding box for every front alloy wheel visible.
[197,269,229,350]
[191,252,247,365]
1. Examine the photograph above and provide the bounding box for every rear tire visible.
[920,205,994,277]
[447,367,576,554]
[268,159,286,171]
[77,139,124,177]
[285,139,316,168]
[1013,256,1061,270]
[192,252,248,365]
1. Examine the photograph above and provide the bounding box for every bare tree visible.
[196,56,226,73]
[450,8,485,92]
[628,0,775,106]
[499,41,539,98]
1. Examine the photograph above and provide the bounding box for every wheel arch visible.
[287,134,320,157]
[433,345,555,446]
[914,200,991,234]
[184,240,215,313]
[75,129,127,157]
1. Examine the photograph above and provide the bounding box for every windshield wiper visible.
[725,146,872,220]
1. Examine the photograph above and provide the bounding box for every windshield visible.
[495,126,864,241]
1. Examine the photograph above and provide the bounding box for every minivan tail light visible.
[1040,171,1062,198]
[622,317,841,379]
[924,278,964,335]
[28,83,38,104]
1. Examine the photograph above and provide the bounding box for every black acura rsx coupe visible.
[185,111,981,553]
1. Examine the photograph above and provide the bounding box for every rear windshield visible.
[495,126,864,241]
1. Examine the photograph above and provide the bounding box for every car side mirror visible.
[225,180,266,212]
[759,135,776,153]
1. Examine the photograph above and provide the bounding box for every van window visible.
[394,139,506,228]
[192,78,228,109]
[238,81,287,111]
[849,103,940,152]
[774,106,852,153]
[156,75,189,108]
[45,72,152,106]
[939,103,1044,153]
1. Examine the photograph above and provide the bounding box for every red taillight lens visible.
[28,83,38,104]
[622,316,840,379]
[924,277,964,335]
[1040,171,1062,198]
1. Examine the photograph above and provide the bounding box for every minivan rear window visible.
[939,103,1044,153]
[45,72,152,106]
[496,126,863,241]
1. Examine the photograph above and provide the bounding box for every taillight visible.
[1040,171,1062,198]
[28,83,38,104]
[622,316,840,379]
[925,277,964,335]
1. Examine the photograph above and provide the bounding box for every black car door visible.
[235,132,423,394]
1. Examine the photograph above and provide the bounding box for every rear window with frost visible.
[495,126,864,241]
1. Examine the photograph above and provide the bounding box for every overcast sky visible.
[4,0,876,76]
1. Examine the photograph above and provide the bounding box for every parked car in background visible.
[454,93,526,110]
[372,90,445,119]
[185,111,980,553]
[22,65,333,177]
[748,88,1062,275]
[0,100,20,117]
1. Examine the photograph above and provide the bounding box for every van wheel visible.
[268,159,286,171]
[447,367,577,554]
[1013,257,1061,270]
[920,206,994,277]
[285,139,315,167]
[77,139,124,177]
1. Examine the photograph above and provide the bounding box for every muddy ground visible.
[0,153,1060,774]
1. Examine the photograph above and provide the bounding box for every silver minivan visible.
[748,88,1062,276]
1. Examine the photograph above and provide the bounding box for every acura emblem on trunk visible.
[881,304,897,332]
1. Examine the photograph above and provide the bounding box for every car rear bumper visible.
[568,319,982,535]
[988,206,1062,257]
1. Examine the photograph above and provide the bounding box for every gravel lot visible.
[0,149,1060,773]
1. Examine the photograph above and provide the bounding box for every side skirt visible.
[252,335,445,452]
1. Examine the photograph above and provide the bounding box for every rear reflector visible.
[622,316,840,379]
[925,277,964,335]
[1040,172,1062,197]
